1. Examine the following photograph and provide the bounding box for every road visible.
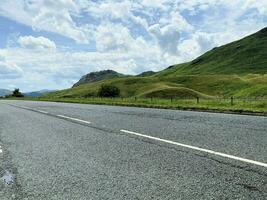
[0,100,266,199]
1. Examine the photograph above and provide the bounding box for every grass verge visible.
[2,97,267,116]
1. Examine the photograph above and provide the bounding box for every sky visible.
[0,0,267,92]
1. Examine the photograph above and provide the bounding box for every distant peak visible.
[72,69,125,87]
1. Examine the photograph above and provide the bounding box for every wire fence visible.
[2,96,266,108]
[82,96,267,105]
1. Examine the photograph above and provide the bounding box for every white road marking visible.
[0,146,2,154]
[36,110,49,114]
[20,106,30,110]
[57,115,91,124]
[120,129,267,168]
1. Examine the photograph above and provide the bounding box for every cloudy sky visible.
[0,0,267,92]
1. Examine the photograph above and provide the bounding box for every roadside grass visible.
[5,97,267,115]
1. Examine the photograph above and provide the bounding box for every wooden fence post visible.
[231,96,234,106]
[196,97,199,104]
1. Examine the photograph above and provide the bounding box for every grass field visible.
[45,74,267,99]
[6,97,266,115]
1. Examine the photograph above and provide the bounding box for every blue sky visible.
[0,0,267,92]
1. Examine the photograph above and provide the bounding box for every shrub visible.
[12,88,24,97]
[98,84,120,97]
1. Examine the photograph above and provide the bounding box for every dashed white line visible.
[57,115,91,124]
[0,146,2,154]
[36,110,49,114]
[120,129,267,168]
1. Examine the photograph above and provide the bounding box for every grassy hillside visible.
[47,28,267,99]
[46,74,267,99]
[158,27,267,76]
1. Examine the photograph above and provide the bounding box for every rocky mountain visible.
[73,70,126,87]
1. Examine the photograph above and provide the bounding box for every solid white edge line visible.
[120,129,267,168]
[57,115,91,124]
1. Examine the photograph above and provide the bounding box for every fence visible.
[83,96,267,106]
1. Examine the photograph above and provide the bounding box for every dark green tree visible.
[98,85,120,97]
[12,88,24,97]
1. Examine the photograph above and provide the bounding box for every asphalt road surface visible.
[0,100,266,199]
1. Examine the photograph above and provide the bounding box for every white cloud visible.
[149,24,181,55]
[140,0,171,10]
[95,24,131,52]
[95,23,153,54]
[177,32,216,61]
[149,10,194,55]
[0,61,23,79]
[0,0,90,43]
[0,1,32,26]
[18,36,56,51]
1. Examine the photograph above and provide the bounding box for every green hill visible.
[46,28,267,99]
[158,27,267,76]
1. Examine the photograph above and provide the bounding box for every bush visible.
[98,84,120,97]
[12,88,24,97]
